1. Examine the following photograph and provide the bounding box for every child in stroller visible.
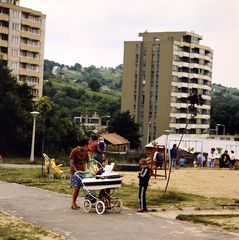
[93,158,111,205]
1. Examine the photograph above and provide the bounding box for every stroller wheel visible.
[61,174,67,180]
[83,199,92,213]
[102,198,109,211]
[114,200,123,213]
[96,200,105,215]
[49,174,54,179]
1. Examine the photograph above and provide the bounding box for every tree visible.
[0,57,34,156]
[73,63,82,71]
[88,78,101,92]
[164,93,204,195]
[108,110,141,149]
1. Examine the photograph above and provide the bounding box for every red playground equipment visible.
[149,145,167,179]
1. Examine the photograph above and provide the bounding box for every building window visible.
[10,62,18,69]
[171,86,177,92]
[168,37,174,41]
[199,59,204,65]
[13,10,20,18]
[11,49,18,56]
[12,23,20,31]
[172,65,178,72]
[173,44,180,52]
[191,36,199,44]
[144,44,147,53]
[170,107,177,113]
[136,54,138,64]
[172,75,178,82]
[171,96,177,103]
[173,54,179,62]
[136,44,139,53]
[170,117,176,123]
[169,127,176,133]
[199,49,205,55]
[12,36,19,43]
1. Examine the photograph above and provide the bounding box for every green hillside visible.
[43,60,122,119]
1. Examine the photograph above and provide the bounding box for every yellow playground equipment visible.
[43,153,68,179]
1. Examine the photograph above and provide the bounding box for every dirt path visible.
[120,168,239,199]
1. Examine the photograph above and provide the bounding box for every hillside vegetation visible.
[43,60,239,136]
[43,60,122,119]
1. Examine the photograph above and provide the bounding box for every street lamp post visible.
[217,124,225,136]
[147,122,151,144]
[164,130,170,166]
[30,111,40,163]
[99,116,110,130]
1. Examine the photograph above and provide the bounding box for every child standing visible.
[98,137,106,156]
[137,158,150,212]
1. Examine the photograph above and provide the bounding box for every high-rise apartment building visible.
[0,0,46,97]
[121,31,213,148]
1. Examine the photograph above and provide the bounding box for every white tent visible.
[145,135,239,159]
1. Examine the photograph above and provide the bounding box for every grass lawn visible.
[1,163,239,238]
[0,166,238,210]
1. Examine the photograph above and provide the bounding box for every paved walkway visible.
[0,181,239,240]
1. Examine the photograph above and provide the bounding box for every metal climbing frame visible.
[167,139,204,167]
[149,145,167,179]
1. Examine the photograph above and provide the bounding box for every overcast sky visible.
[20,0,239,88]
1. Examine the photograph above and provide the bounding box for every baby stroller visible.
[43,153,68,179]
[75,161,123,215]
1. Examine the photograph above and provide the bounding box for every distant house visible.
[60,75,65,79]
[81,67,85,71]
[62,66,68,71]
[102,85,109,91]
[100,133,130,152]
[52,66,60,75]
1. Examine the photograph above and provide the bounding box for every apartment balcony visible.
[189,73,198,78]
[188,83,198,88]
[0,40,8,47]
[179,52,189,57]
[188,124,196,128]
[21,31,41,41]
[0,53,7,60]
[19,69,39,77]
[177,92,188,98]
[176,123,187,129]
[0,14,9,21]
[201,114,209,119]
[0,26,8,34]
[21,19,41,29]
[20,44,40,53]
[203,105,210,110]
[204,65,211,71]
[20,57,40,65]
[203,75,211,80]
[178,72,189,78]
[202,95,210,100]
[189,63,199,68]
[177,82,188,88]
[205,55,212,61]
[201,124,209,129]
[190,53,199,58]
[176,113,187,118]
[178,62,189,67]
[177,103,188,108]
[203,85,211,90]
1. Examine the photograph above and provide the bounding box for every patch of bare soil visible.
[120,168,239,199]
[120,168,239,235]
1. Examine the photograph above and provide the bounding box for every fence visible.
[104,151,152,163]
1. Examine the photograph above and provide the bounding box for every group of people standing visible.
[169,144,237,168]
[68,135,106,210]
